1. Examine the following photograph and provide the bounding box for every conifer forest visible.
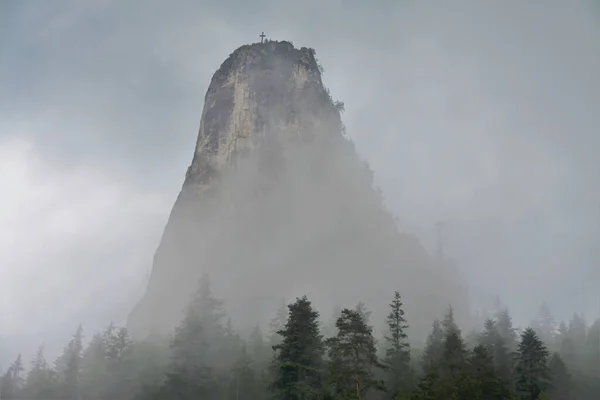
[2,273,599,400]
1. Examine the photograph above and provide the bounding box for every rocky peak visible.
[185,41,339,190]
[127,41,469,339]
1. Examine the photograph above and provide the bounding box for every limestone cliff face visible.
[127,41,468,339]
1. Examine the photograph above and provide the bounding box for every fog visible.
[1,0,599,369]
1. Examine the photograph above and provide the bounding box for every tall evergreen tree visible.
[382,291,412,399]
[355,301,372,327]
[269,298,289,347]
[496,308,519,352]
[150,277,220,399]
[325,308,386,399]
[1,353,25,399]
[420,320,444,372]
[80,332,109,399]
[271,296,325,400]
[547,353,572,400]
[441,305,460,337]
[515,328,550,400]
[106,326,136,400]
[22,346,56,399]
[467,345,503,400]
[583,319,600,376]
[440,324,468,390]
[479,318,513,396]
[480,319,499,352]
[567,313,587,354]
[54,325,84,400]
[531,304,556,347]
[227,344,266,400]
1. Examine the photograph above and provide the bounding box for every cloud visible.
[0,132,169,336]
[1,0,599,343]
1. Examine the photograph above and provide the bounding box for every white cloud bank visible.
[0,135,169,336]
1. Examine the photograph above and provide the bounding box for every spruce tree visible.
[467,345,503,400]
[515,328,550,400]
[496,308,519,352]
[420,319,444,372]
[382,291,412,399]
[269,298,289,347]
[271,296,325,400]
[22,346,56,399]
[80,332,109,399]
[440,328,469,394]
[1,353,25,399]
[567,313,587,356]
[479,317,513,396]
[548,353,572,400]
[325,308,386,399]
[152,276,220,399]
[583,319,600,376]
[442,305,460,337]
[54,325,84,400]
[480,318,499,353]
[228,344,265,400]
[105,326,136,400]
[531,304,556,347]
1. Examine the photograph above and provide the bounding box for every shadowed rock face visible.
[127,41,468,340]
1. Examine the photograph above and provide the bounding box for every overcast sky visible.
[1,0,599,357]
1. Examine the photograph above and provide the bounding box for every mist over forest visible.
[1,1,599,399]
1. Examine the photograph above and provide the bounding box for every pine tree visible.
[567,313,587,354]
[555,321,576,370]
[105,326,136,400]
[269,298,289,347]
[583,319,600,376]
[515,328,550,400]
[442,305,460,337]
[54,325,84,400]
[547,353,572,400]
[228,344,265,400]
[468,345,503,399]
[80,332,109,399]
[271,296,325,400]
[355,301,372,327]
[22,346,57,399]
[1,353,25,399]
[496,308,519,352]
[152,277,220,399]
[382,291,412,399]
[325,308,386,399]
[441,327,468,389]
[420,320,444,372]
[531,303,556,347]
[248,325,272,397]
[479,317,513,396]
[480,318,499,353]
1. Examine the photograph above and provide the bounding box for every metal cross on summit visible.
[260,32,266,43]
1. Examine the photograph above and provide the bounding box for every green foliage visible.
[383,291,412,399]
[5,284,600,400]
[325,308,387,399]
[54,324,84,399]
[271,296,325,400]
[420,320,444,372]
[1,353,25,399]
[514,328,550,400]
